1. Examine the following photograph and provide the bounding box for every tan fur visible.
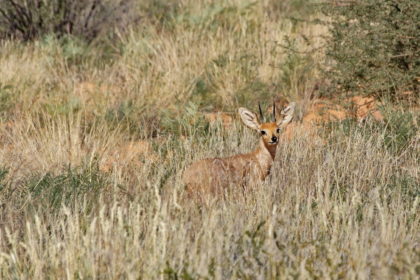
[183,103,295,198]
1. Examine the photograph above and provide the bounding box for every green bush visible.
[0,0,139,42]
[323,0,419,102]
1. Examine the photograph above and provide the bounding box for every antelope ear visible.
[238,107,260,130]
[277,102,296,128]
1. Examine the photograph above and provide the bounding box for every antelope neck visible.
[259,138,277,160]
[253,138,277,172]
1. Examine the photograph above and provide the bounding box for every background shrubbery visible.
[0,0,139,42]
[323,0,419,102]
[1,0,418,105]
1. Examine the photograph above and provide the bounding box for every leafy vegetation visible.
[323,0,420,102]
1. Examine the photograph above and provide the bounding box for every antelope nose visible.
[271,136,278,142]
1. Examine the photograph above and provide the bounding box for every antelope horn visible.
[258,102,264,121]
[272,100,276,122]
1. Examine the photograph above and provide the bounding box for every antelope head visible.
[238,102,296,147]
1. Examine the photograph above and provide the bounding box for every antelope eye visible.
[276,128,281,133]
[260,130,266,135]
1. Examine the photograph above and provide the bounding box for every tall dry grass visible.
[0,0,418,279]
[0,123,418,278]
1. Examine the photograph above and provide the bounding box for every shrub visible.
[0,0,139,42]
[323,0,419,102]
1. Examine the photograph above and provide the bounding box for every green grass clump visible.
[27,164,108,212]
[325,108,418,155]
[0,83,13,120]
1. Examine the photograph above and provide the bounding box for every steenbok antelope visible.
[183,102,296,197]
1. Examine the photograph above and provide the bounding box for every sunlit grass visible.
[0,0,418,279]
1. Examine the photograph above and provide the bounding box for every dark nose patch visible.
[271,136,278,142]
